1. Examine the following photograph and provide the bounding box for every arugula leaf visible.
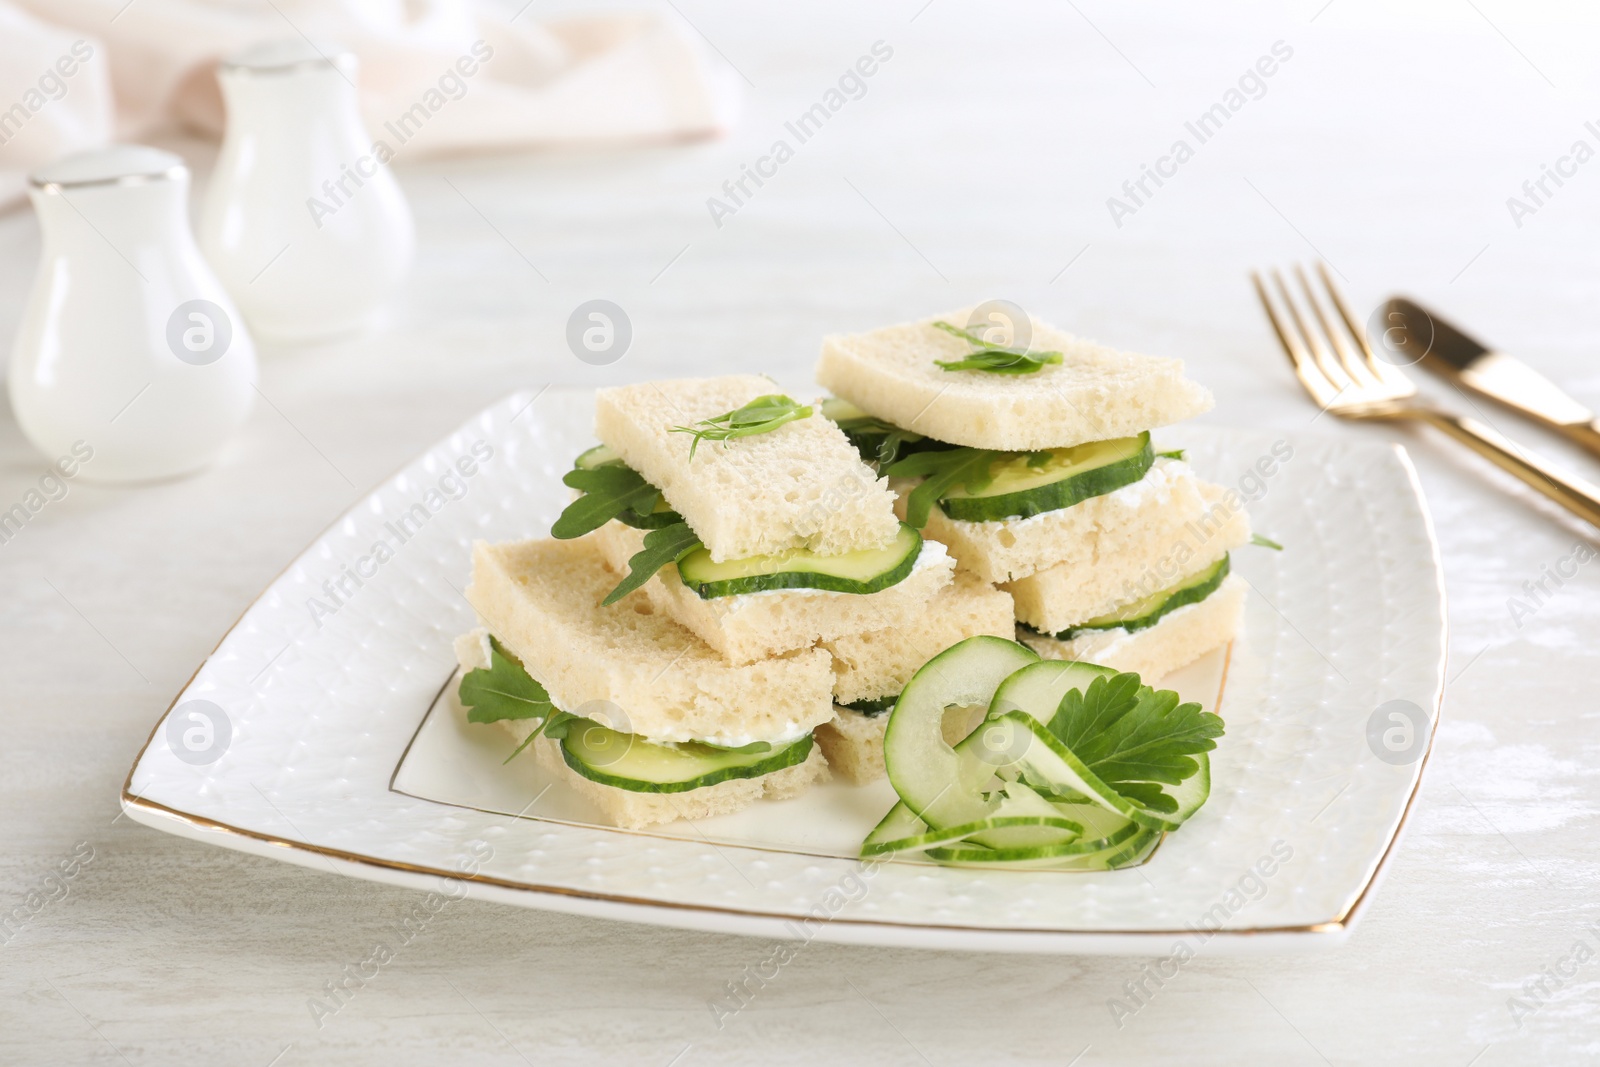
[842,694,898,716]
[459,635,557,724]
[883,447,1001,528]
[500,709,579,764]
[1251,533,1284,551]
[671,394,812,458]
[602,520,703,606]
[540,711,579,740]
[457,637,587,764]
[1048,674,1224,812]
[1156,448,1187,461]
[829,411,930,466]
[931,321,1063,376]
[552,465,665,539]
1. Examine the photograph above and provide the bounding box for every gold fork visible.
[1253,262,1600,530]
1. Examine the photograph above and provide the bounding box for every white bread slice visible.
[464,536,834,745]
[591,520,955,666]
[820,570,1015,705]
[1018,575,1245,683]
[453,631,830,829]
[816,307,1213,451]
[900,459,1222,585]
[594,376,900,562]
[1003,478,1252,634]
[813,709,887,785]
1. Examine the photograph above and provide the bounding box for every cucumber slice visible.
[861,801,928,855]
[860,789,1143,860]
[819,396,870,422]
[676,522,923,598]
[1045,555,1231,639]
[989,660,1118,724]
[560,721,813,793]
[938,433,1153,522]
[983,713,1211,832]
[925,827,1161,870]
[861,812,1086,857]
[881,635,1040,830]
[575,444,622,469]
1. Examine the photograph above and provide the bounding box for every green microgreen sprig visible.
[931,321,1063,375]
[671,394,812,458]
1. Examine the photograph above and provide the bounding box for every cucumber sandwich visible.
[817,307,1255,683]
[552,376,959,667]
[455,374,1006,827]
[455,537,835,829]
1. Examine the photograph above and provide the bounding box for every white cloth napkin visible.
[0,0,739,206]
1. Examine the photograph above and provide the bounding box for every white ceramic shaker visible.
[8,146,257,483]
[201,39,415,342]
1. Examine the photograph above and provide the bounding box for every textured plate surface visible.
[122,389,1446,955]
[388,647,1227,861]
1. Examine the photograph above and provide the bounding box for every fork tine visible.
[1315,261,1417,394]
[1273,268,1352,393]
[1296,264,1374,387]
[1251,269,1340,408]
[1315,262,1380,375]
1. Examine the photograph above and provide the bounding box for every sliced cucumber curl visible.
[864,637,1222,870]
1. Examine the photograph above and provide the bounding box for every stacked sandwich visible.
[817,307,1251,680]
[453,375,1014,826]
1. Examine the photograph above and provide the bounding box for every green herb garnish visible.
[1156,449,1186,461]
[843,695,898,716]
[602,520,704,606]
[460,636,555,724]
[671,394,812,458]
[883,447,1002,528]
[552,465,671,539]
[1251,533,1283,551]
[827,410,932,466]
[1046,672,1223,814]
[931,321,1063,375]
[458,636,578,763]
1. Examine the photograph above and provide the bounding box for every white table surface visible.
[4,2,1600,1063]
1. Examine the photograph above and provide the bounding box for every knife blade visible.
[1382,297,1600,458]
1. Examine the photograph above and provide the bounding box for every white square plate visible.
[122,389,1446,955]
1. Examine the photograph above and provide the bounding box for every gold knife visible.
[1384,297,1600,458]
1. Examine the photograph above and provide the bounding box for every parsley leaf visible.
[931,321,1063,375]
[1048,673,1224,813]
[602,520,703,606]
[1251,533,1284,551]
[552,465,666,539]
[671,394,812,458]
[883,447,1001,528]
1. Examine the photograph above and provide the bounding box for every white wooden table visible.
[3,2,1599,1063]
